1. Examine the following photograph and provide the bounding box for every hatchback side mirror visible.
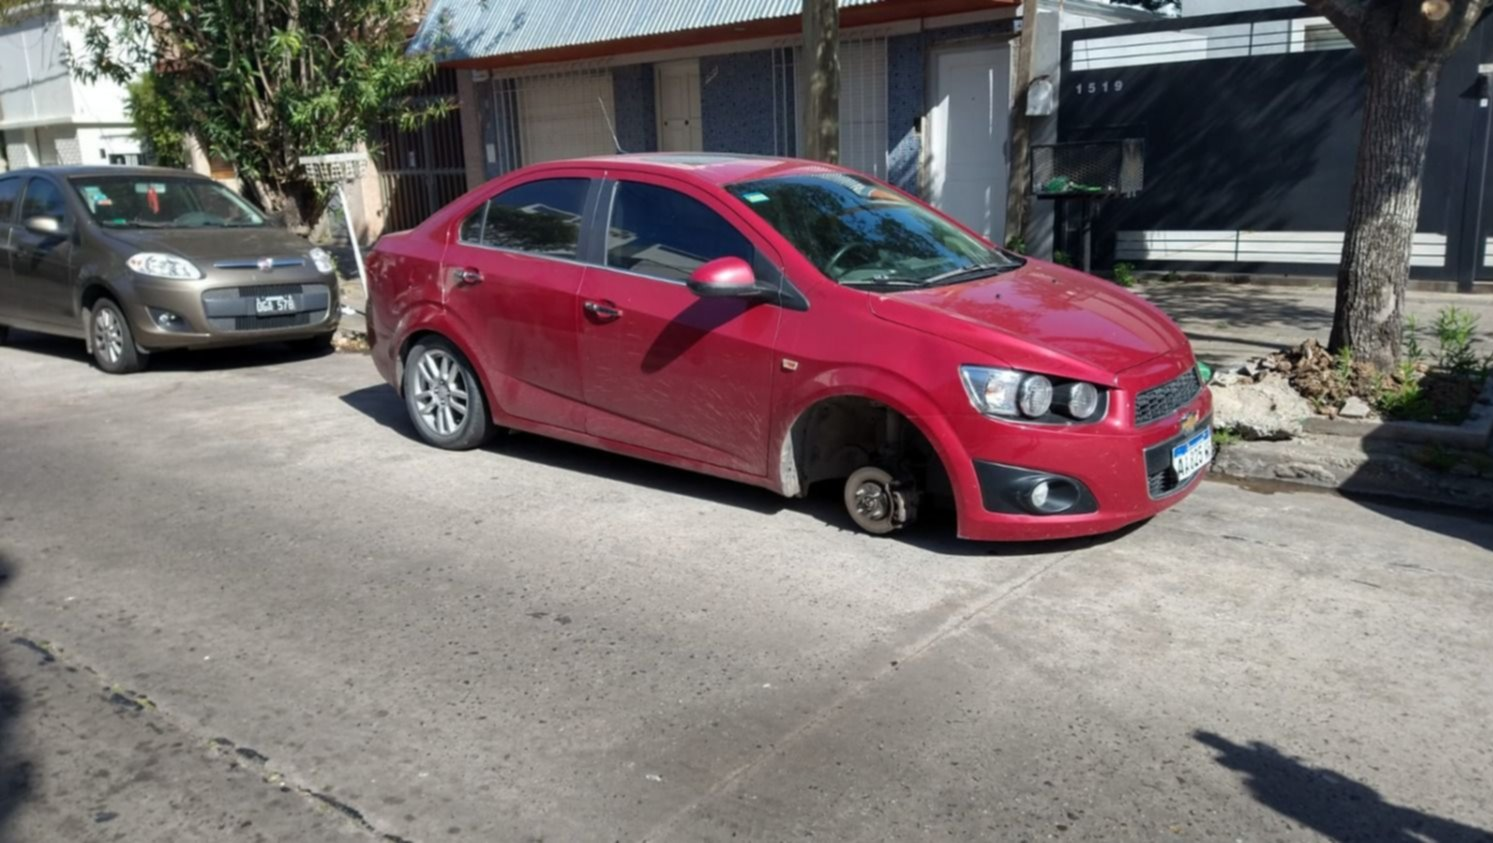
[686,257,768,299]
[24,216,62,236]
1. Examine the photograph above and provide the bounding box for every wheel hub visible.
[854,481,891,522]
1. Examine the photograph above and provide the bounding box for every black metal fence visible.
[1058,7,1493,290]
[370,68,468,234]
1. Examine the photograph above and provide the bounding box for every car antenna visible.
[598,96,626,155]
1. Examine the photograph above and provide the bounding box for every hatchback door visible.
[576,176,781,476]
[9,176,76,328]
[440,173,599,432]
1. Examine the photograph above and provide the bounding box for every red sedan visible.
[366,154,1211,541]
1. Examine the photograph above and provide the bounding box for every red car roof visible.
[531,153,845,186]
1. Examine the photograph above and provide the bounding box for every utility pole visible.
[1004,0,1040,250]
[802,0,839,163]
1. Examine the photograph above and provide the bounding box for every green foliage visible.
[1052,250,1073,267]
[1112,262,1136,288]
[126,74,188,169]
[1004,236,1027,254]
[1333,345,1354,382]
[1431,306,1488,377]
[1402,315,1424,367]
[1212,427,1241,449]
[69,0,444,230]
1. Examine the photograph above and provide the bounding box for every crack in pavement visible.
[636,550,1080,842]
[0,620,420,843]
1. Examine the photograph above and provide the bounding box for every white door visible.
[655,60,703,152]
[518,70,617,165]
[928,45,1011,243]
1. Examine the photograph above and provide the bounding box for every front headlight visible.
[309,247,336,275]
[127,252,203,280]
[960,365,1105,422]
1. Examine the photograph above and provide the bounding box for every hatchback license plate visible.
[1172,428,1214,481]
[255,295,296,315]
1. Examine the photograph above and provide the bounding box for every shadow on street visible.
[0,553,31,838]
[339,383,1139,558]
[1196,731,1493,842]
[0,328,332,373]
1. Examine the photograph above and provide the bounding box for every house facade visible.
[0,9,142,172]
[407,0,1148,248]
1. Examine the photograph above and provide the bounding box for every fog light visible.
[1029,480,1050,510]
[1024,478,1079,514]
[148,307,187,331]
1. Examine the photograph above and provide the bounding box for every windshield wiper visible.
[919,261,1021,288]
[838,278,924,289]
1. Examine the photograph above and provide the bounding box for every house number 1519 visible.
[1075,80,1124,94]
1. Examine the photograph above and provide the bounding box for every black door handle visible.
[583,300,622,320]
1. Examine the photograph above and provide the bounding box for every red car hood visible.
[870,261,1189,385]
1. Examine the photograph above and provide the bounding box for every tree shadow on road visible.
[0,553,31,838]
[1195,731,1493,842]
[339,384,1134,558]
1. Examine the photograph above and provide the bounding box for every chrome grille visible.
[1134,368,1202,426]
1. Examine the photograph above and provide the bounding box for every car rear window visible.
[461,178,589,259]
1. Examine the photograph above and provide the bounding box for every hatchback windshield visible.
[70,176,267,229]
[727,173,1022,289]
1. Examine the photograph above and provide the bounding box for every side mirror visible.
[24,216,62,236]
[686,257,767,299]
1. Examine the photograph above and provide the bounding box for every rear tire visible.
[90,299,149,374]
[403,338,493,450]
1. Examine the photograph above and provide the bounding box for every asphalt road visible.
[1,331,1490,843]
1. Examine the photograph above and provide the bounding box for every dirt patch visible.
[1241,339,1482,424]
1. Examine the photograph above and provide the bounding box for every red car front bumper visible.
[950,385,1214,542]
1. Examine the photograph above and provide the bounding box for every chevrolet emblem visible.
[257,257,275,272]
[1180,411,1201,433]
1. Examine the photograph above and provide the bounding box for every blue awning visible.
[412,0,889,63]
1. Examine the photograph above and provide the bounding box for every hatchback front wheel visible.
[403,339,493,450]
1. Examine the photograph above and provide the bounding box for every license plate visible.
[255,295,296,315]
[1172,428,1214,481]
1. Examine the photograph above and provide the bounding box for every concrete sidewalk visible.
[1139,280,1493,365]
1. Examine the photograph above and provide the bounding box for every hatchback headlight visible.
[960,365,1105,422]
[309,247,336,275]
[127,252,202,280]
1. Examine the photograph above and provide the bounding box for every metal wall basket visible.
[1032,140,1145,199]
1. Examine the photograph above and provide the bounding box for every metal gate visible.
[371,68,468,234]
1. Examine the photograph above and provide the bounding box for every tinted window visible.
[21,178,66,221]
[0,177,20,223]
[461,178,589,259]
[606,182,753,283]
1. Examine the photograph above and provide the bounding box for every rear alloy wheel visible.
[90,299,149,374]
[844,466,918,535]
[403,339,493,450]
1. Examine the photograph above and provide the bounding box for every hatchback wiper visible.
[920,261,1021,288]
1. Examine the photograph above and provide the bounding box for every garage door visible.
[518,71,617,166]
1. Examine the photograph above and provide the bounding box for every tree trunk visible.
[251,178,322,236]
[1005,0,1040,250]
[802,0,839,164]
[1329,55,1441,370]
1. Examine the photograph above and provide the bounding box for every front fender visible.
[773,366,977,517]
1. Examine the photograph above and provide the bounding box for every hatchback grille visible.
[1134,368,1202,426]
[201,283,332,332]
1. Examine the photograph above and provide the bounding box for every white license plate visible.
[1172,428,1214,481]
[255,295,296,315]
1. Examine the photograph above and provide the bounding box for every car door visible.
[0,176,20,321]
[576,175,782,476]
[441,173,599,432]
[10,176,76,328]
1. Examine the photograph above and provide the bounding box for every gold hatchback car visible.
[0,166,340,373]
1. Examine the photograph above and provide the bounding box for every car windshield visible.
[69,176,267,229]
[726,173,1022,290]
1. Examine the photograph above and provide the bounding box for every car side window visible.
[0,177,20,223]
[20,178,66,223]
[459,178,589,260]
[605,182,754,283]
